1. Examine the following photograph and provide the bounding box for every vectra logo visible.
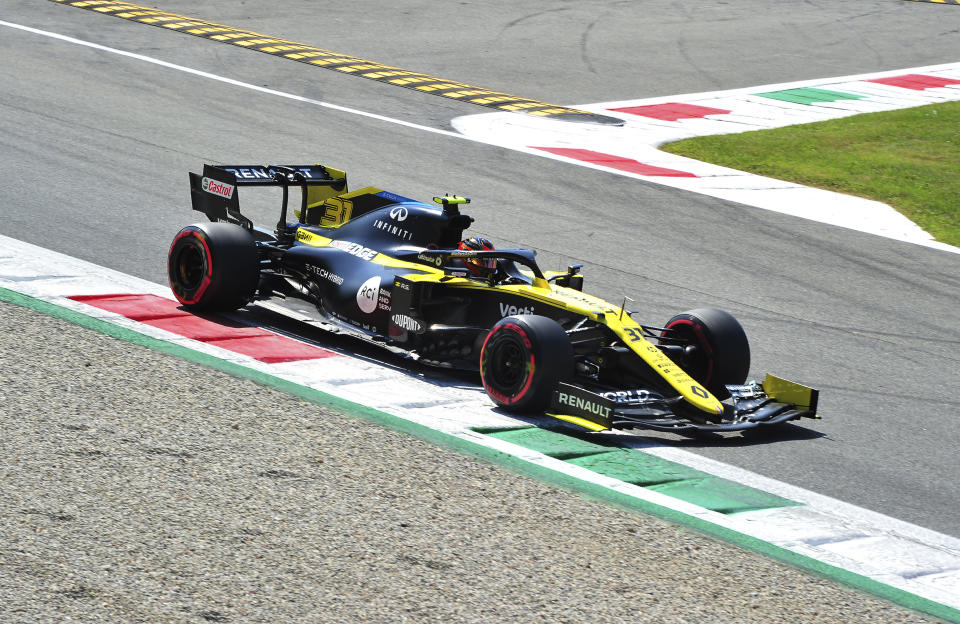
[201,177,234,199]
[499,303,535,317]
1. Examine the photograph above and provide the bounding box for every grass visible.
[660,100,960,247]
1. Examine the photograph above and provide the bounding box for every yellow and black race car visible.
[168,163,819,434]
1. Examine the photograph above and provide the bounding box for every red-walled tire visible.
[480,315,573,413]
[168,223,259,311]
[660,308,750,399]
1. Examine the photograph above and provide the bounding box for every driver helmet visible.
[457,236,497,276]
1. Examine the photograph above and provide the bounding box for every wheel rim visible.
[665,321,714,386]
[488,338,526,394]
[175,242,207,291]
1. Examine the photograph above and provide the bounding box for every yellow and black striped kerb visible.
[49,0,623,125]
[904,0,960,4]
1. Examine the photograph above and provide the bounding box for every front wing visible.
[547,374,819,434]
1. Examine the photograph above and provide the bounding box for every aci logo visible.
[201,177,234,199]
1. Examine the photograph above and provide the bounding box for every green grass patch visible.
[661,101,960,247]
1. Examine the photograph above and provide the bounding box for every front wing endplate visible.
[546,377,819,434]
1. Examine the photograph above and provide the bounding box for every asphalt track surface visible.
[1,0,959,617]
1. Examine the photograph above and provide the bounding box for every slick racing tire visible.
[480,315,573,413]
[168,222,259,311]
[661,308,750,400]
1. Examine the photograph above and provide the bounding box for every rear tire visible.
[168,222,259,311]
[661,308,750,399]
[480,315,573,413]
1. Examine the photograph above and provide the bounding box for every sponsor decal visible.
[373,219,414,241]
[391,313,423,333]
[305,264,344,285]
[395,280,411,291]
[377,191,415,204]
[726,384,763,399]
[224,166,316,180]
[388,206,409,222]
[499,303,535,317]
[417,253,443,267]
[330,239,378,261]
[599,389,658,404]
[356,276,381,314]
[377,287,391,311]
[201,177,234,199]
[556,391,613,419]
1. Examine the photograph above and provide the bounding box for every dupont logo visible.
[202,177,235,199]
[391,313,424,333]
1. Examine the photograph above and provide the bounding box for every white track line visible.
[0,19,463,140]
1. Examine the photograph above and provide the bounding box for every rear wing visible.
[189,164,347,231]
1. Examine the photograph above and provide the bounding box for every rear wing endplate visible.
[189,164,347,229]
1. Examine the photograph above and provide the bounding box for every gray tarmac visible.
[0,299,934,623]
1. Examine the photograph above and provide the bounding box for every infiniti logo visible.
[389,206,409,222]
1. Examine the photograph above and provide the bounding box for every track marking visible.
[68,294,339,363]
[532,147,698,177]
[46,0,622,125]
[452,65,960,254]
[869,74,960,89]
[0,19,465,140]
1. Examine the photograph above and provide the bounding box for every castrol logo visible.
[201,177,235,199]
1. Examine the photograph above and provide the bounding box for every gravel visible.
[0,300,934,623]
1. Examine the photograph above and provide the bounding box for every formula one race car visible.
[168,163,820,434]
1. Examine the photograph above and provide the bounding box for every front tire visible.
[168,222,259,311]
[480,315,573,413]
[660,308,750,399]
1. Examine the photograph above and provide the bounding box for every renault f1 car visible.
[168,163,819,434]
